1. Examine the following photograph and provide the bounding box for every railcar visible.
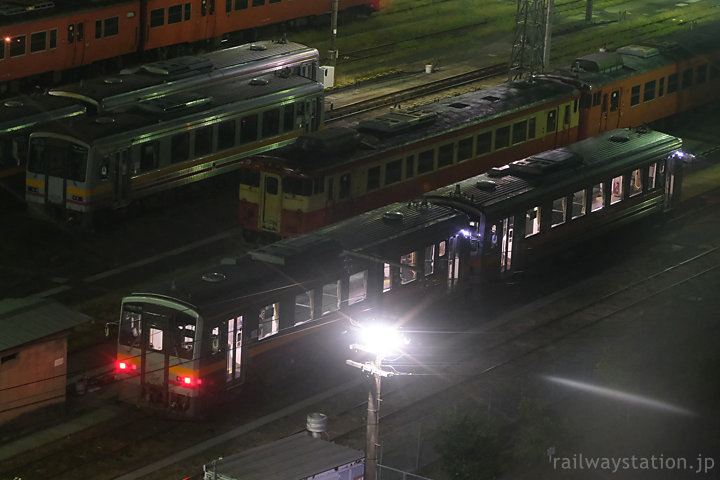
[0,0,379,92]
[114,127,684,417]
[236,25,720,239]
[25,71,325,224]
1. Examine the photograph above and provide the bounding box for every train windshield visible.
[27,136,88,182]
[119,302,198,360]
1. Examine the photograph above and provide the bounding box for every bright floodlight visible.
[358,323,409,358]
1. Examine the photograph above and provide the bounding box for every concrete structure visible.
[0,298,90,425]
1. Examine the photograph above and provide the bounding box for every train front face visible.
[25,133,100,224]
[116,296,206,417]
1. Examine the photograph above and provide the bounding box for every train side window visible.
[209,0,215,14]
[326,177,334,200]
[67,24,74,43]
[710,65,720,81]
[458,137,473,161]
[438,240,447,257]
[149,326,163,351]
[9,35,26,57]
[592,91,602,106]
[648,163,658,190]
[405,155,415,178]
[194,125,213,156]
[630,84,640,107]
[171,132,190,163]
[348,271,368,305]
[262,109,280,138]
[658,77,665,97]
[30,32,46,53]
[682,68,693,89]
[528,117,536,139]
[591,182,604,211]
[367,165,380,190]
[438,144,453,168]
[295,290,314,324]
[564,105,571,125]
[696,64,707,84]
[400,252,418,284]
[495,126,510,149]
[610,175,623,204]
[218,119,236,149]
[252,0,265,6]
[477,131,492,154]
[168,5,183,24]
[656,161,666,187]
[184,3,192,20]
[551,197,566,228]
[283,104,294,132]
[546,111,556,132]
[240,114,258,144]
[525,206,540,237]
[512,120,527,144]
[95,20,102,39]
[418,149,434,173]
[643,80,656,102]
[0,42,4,59]
[313,175,324,194]
[339,173,351,199]
[234,0,248,9]
[667,73,678,93]
[150,8,165,27]
[629,169,643,197]
[211,326,220,354]
[321,281,341,314]
[571,189,586,219]
[383,263,391,292]
[385,159,401,185]
[580,93,591,109]
[258,303,279,339]
[105,17,119,36]
[270,0,280,3]
[49,29,57,49]
[425,244,435,276]
[138,142,159,173]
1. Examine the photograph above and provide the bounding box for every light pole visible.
[346,322,409,480]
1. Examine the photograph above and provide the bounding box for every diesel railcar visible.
[0,0,379,92]
[25,70,325,224]
[115,127,684,417]
[236,25,720,239]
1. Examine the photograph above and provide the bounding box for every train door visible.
[114,150,130,206]
[67,21,86,68]
[260,172,281,233]
[226,316,243,382]
[600,89,621,132]
[500,216,514,277]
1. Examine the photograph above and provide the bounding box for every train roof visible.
[0,0,133,26]
[0,93,85,134]
[424,127,681,217]
[273,76,577,173]
[31,72,323,145]
[550,24,720,90]
[49,40,318,111]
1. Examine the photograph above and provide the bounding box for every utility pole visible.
[328,0,339,65]
[585,0,593,23]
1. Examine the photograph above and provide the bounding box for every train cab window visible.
[348,271,368,305]
[610,175,623,204]
[171,132,190,163]
[149,326,163,351]
[138,141,159,173]
[67,24,74,43]
[682,68,693,89]
[119,309,142,347]
[252,0,265,6]
[546,111,557,132]
[313,175,324,194]
[262,109,280,138]
[218,119,236,149]
[667,73,678,94]
[439,240,447,257]
[571,189,586,219]
[239,167,260,187]
[385,159,402,185]
[194,126,213,156]
[658,77,665,97]
[400,252,418,284]
[458,137,473,161]
[630,85,640,106]
[592,91,602,107]
[418,149,434,173]
[610,90,619,112]
[551,197,566,228]
[643,80,656,102]
[30,32,46,53]
[580,93,591,109]
[477,131,492,154]
[266,176,279,195]
[696,64,708,84]
[367,165,380,190]
[240,114,258,144]
[438,144,454,167]
[210,326,220,354]
[405,155,415,178]
[185,3,192,20]
[294,290,314,324]
[258,303,279,339]
[629,169,643,197]
[150,8,165,27]
[283,105,294,132]
[339,173,351,199]
[173,317,196,360]
[495,126,510,149]
[321,281,341,314]
[525,206,540,237]
[383,264,392,292]
[425,244,435,276]
[512,120,527,144]
[591,182,604,211]
[168,5,183,24]
[201,0,207,14]
[9,35,26,57]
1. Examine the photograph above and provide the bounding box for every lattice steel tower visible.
[508,0,554,81]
